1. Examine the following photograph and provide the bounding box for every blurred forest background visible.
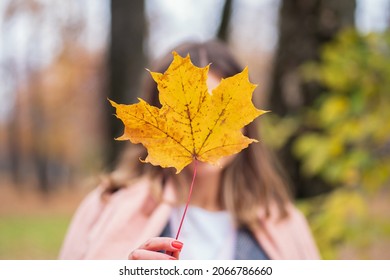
[1,0,390,259]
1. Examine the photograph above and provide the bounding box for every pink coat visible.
[59,177,320,260]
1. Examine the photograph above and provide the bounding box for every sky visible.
[0,0,389,123]
[356,0,390,32]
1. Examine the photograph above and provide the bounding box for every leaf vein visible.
[128,110,192,155]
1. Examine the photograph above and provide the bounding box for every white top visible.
[169,205,236,260]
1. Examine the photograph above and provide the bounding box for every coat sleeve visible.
[58,186,105,259]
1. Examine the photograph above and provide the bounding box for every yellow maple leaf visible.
[110,52,266,173]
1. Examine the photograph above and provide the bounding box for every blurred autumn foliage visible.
[297,29,390,259]
[262,29,390,259]
[297,29,390,190]
[0,1,106,192]
[14,46,105,187]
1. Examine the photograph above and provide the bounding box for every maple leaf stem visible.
[174,159,198,240]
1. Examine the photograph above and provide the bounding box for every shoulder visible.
[284,203,311,227]
[254,202,321,259]
[76,176,153,214]
[80,176,161,223]
[283,203,321,259]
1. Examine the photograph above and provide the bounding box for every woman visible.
[59,40,320,260]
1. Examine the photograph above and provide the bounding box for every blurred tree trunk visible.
[268,0,356,198]
[217,0,233,41]
[8,112,22,187]
[30,90,50,193]
[105,0,146,168]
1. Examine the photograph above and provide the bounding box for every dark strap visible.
[159,223,268,260]
[234,227,269,260]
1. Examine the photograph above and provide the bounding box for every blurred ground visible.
[0,179,93,259]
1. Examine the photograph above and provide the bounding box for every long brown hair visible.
[104,40,292,229]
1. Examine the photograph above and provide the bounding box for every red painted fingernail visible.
[171,241,183,250]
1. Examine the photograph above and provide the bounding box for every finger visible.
[129,249,177,260]
[140,237,183,253]
[166,250,181,259]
